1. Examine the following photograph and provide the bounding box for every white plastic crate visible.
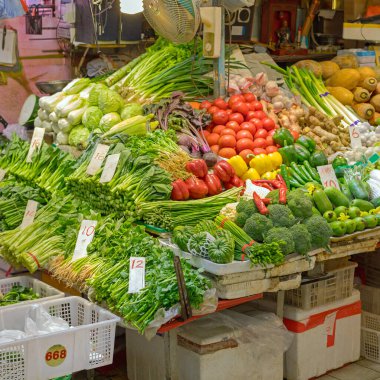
[360,285,380,314]
[0,296,120,380]
[283,262,357,309]
[361,311,380,363]
[0,276,64,310]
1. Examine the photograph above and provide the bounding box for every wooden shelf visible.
[271,52,337,64]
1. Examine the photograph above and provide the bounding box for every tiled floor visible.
[317,359,380,380]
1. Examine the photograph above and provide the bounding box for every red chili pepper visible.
[258,183,274,191]
[276,174,288,189]
[253,192,269,215]
[262,198,271,205]
[279,187,287,204]
[228,175,245,188]
[171,179,189,201]
[224,182,234,190]
[204,173,223,196]
[185,177,208,199]
[185,159,208,178]
[213,161,235,182]
[270,180,283,189]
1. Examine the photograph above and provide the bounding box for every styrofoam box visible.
[246,290,361,380]
[126,310,284,380]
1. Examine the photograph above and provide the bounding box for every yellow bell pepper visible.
[249,154,272,175]
[228,155,248,177]
[242,168,260,181]
[261,171,277,180]
[267,152,283,169]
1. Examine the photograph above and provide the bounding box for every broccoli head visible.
[290,224,312,255]
[267,204,296,228]
[236,199,257,215]
[243,214,273,242]
[287,192,314,219]
[263,227,295,255]
[304,215,333,249]
[235,212,249,227]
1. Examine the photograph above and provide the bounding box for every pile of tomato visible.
[200,93,285,162]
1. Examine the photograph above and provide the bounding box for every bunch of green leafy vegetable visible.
[0,285,40,306]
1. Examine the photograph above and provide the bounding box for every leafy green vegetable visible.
[68,125,90,149]
[0,285,40,306]
[82,106,103,130]
[98,89,124,114]
[120,103,143,120]
[99,112,122,131]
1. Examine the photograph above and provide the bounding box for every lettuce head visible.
[99,112,121,131]
[98,89,124,114]
[82,106,103,131]
[68,125,90,150]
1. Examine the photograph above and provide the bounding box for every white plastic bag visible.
[223,0,255,12]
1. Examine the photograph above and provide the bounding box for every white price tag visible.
[71,220,97,261]
[324,312,337,336]
[26,127,45,163]
[86,144,110,176]
[128,257,146,294]
[0,169,6,181]
[349,123,362,149]
[100,153,120,183]
[20,200,38,229]
[317,164,340,190]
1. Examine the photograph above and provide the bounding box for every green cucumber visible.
[313,189,333,214]
[372,197,380,208]
[350,199,375,212]
[324,187,350,208]
[348,178,369,200]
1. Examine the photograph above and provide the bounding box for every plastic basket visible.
[361,327,380,363]
[283,262,357,310]
[0,276,64,310]
[0,296,120,380]
[363,266,380,288]
[360,285,380,314]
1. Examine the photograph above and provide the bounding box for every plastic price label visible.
[26,127,45,163]
[0,169,6,181]
[86,143,110,176]
[348,124,362,149]
[317,164,340,190]
[20,200,38,229]
[45,344,67,367]
[100,153,120,183]
[369,153,380,164]
[71,220,97,261]
[128,257,146,294]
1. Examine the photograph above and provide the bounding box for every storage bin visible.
[360,285,380,314]
[0,275,65,310]
[0,296,120,380]
[361,311,380,363]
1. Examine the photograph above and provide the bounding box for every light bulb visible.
[120,0,143,14]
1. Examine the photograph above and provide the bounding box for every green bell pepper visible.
[273,128,294,147]
[278,145,298,166]
[332,155,348,169]
[294,143,311,163]
[309,150,328,168]
[296,135,316,153]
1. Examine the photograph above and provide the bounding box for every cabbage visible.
[98,89,124,114]
[99,112,121,131]
[82,106,103,130]
[68,125,90,150]
[120,103,143,120]
[56,132,69,145]
[58,118,73,134]
[88,84,108,106]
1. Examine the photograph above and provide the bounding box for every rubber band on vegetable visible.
[27,252,41,269]
[219,217,229,228]
[349,120,360,127]
[242,240,255,253]
[318,91,330,98]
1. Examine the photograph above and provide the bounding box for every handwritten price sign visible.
[86,144,110,176]
[20,200,38,229]
[128,257,146,294]
[317,165,340,190]
[71,220,97,261]
[349,121,363,149]
[100,153,120,183]
[26,127,45,163]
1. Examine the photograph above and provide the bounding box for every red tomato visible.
[253,148,267,155]
[266,135,274,146]
[252,101,263,111]
[210,145,219,154]
[236,138,255,153]
[207,133,220,146]
[247,102,256,111]
[254,129,268,139]
[200,100,212,110]
[228,94,245,108]
[266,145,278,153]
[219,147,236,159]
[213,110,229,125]
[229,113,244,124]
[208,105,219,114]
[226,121,241,133]
[206,125,214,133]
[290,130,300,141]
[262,117,276,131]
[213,125,225,134]
[226,109,233,115]
[236,130,253,140]
[213,98,228,110]
[246,111,257,121]
[253,110,267,120]
[267,129,276,137]
[232,101,249,115]
[252,138,268,149]
[220,128,236,137]
[219,135,236,148]
[239,149,254,164]
[201,130,210,138]
[250,118,263,130]
[240,122,256,136]
[243,93,256,102]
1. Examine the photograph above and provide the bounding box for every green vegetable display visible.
[0,285,40,306]
[243,214,273,242]
[290,224,312,255]
[264,227,295,255]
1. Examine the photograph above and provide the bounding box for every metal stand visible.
[164,329,179,380]
[212,0,225,98]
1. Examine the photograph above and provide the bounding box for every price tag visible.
[45,344,67,367]
[71,220,97,261]
[317,164,340,190]
[324,312,337,336]
[20,200,38,229]
[86,144,110,176]
[369,153,380,164]
[26,127,45,163]
[0,169,6,182]
[128,257,146,294]
[100,153,120,183]
[349,123,363,149]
